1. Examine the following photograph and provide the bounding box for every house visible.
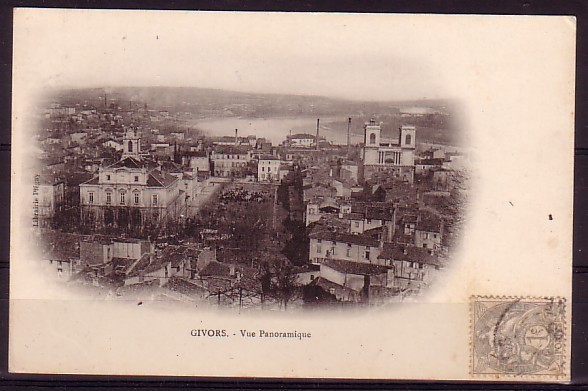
[415,158,445,175]
[415,213,444,253]
[210,146,251,177]
[182,151,210,173]
[308,229,382,266]
[377,243,442,292]
[343,205,396,236]
[103,139,123,151]
[37,174,65,227]
[257,155,281,182]
[285,133,316,148]
[305,199,351,226]
[318,259,392,302]
[80,236,153,267]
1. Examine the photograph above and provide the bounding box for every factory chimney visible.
[316,118,320,151]
[347,117,352,155]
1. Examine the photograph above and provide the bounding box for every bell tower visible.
[362,118,381,165]
[399,125,416,149]
[122,128,141,159]
[364,118,381,147]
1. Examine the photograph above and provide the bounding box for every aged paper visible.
[9,9,575,381]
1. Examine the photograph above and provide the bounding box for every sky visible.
[13,9,575,105]
[11,9,469,101]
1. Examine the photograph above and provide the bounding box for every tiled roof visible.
[365,207,395,221]
[108,156,148,169]
[81,176,100,185]
[185,151,208,158]
[321,258,390,276]
[127,254,152,277]
[166,277,206,296]
[111,257,137,274]
[417,212,443,233]
[342,212,364,220]
[200,261,231,277]
[377,243,441,266]
[259,155,280,160]
[147,170,178,188]
[314,276,361,295]
[308,230,380,247]
[416,158,445,165]
[212,145,250,155]
[288,133,316,140]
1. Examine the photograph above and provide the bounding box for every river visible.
[189,117,365,146]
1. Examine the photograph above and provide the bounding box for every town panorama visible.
[34,87,469,310]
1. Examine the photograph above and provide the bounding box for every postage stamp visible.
[471,296,567,379]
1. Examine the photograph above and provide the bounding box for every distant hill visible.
[42,86,464,145]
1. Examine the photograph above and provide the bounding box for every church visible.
[361,119,416,183]
[79,129,184,234]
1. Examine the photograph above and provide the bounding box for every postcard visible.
[9,9,575,381]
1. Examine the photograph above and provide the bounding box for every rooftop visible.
[309,229,380,247]
[377,243,441,267]
[322,258,390,276]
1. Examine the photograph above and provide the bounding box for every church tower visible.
[122,128,141,159]
[362,118,381,164]
[399,125,416,166]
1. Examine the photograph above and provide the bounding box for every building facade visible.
[210,146,251,177]
[361,119,416,183]
[80,130,183,232]
[258,155,281,182]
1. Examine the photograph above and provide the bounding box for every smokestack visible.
[235,128,238,146]
[316,118,320,151]
[347,117,352,155]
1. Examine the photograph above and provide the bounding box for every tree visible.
[273,259,298,310]
[258,261,273,306]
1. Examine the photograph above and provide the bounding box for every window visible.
[134,175,139,182]
[405,134,412,145]
[331,247,336,256]
[316,245,322,254]
[106,192,112,205]
[134,192,140,205]
[262,167,265,172]
[317,239,322,243]
[119,192,125,205]
[367,219,372,224]
[423,232,429,239]
[369,133,376,144]
[106,174,110,181]
[88,192,94,204]
[423,243,428,249]
[433,234,437,239]
[152,194,158,206]
[365,250,370,260]
[354,222,360,228]
[128,140,133,152]
[346,248,352,257]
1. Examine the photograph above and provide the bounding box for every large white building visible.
[257,155,281,182]
[80,129,183,232]
[361,119,416,183]
[210,146,251,177]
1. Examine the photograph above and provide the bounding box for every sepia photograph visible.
[9,9,575,381]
